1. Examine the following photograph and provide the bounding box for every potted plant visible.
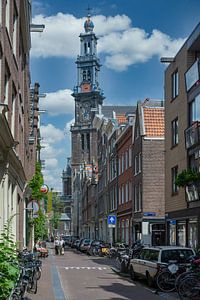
[175,169,200,187]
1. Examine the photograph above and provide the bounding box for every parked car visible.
[79,239,93,252]
[62,235,71,246]
[69,236,79,247]
[71,240,80,249]
[129,246,195,287]
[87,240,103,255]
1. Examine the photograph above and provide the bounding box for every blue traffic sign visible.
[108,215,116,225]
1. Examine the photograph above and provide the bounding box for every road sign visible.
[108,215,116,228]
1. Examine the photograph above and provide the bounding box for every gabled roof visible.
[116,114,127,124]
[102,105,136,118]
[143,106,165,138]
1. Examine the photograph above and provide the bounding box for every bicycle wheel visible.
[178,276,199,300]
[175,271,192,292]
[10,292,20,300]
[115,257,121,270]
[35,267,41,280]
[27,273,38,294]
[156,270,176,292]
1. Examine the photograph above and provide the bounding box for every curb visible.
[110,266,131,277]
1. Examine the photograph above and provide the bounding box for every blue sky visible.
[30,0,200,191]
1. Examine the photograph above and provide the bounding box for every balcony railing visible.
[186,182,200,202]
[185,121,200,149]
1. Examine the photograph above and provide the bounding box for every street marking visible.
[64,266,107,271]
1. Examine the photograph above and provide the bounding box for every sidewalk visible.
[24,254,55,300]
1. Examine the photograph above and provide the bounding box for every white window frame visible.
[121,185,124,204]
[126,182,129,202]
[13,4,18,57]
[172,70,179,99]
[129,147,132,167]
[6,0,10,33]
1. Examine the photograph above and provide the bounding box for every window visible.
[177,221,186,247]
[125,150,128,170]
[189,94,200,125]
[13,4,18,56]
[134,184,141,212]
[121,185,124,204]
[83,70,86,81]
[118,157,121,175]
[129,181,132,201]
[11,84,17,137]
[129,147,132,167]
[171,165,178,194]
[84,43,87,54]
[86,133,90,150]
[134,153,141,175]
[172,70,179,99]
[0,1,2,24]
[171,118,178,146]
[188,218,198,248]
[81,134,84,150]
[126,182,129,202]
[6,0,10,33]
[121,154,124,173]
[118,187,121,205]
[169,221,176,246]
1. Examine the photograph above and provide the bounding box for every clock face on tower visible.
[80,102,90,121]
[81,83,91,93]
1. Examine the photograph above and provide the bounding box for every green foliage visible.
[29,162,44,200]
[175,169,200,187]
[34,209,48,242]
[51,194,63,230]
[0,216,19,299]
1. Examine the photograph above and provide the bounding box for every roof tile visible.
[143,107,165,137]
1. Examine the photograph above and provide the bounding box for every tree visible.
[34,209,48,242]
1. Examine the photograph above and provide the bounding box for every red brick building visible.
[116,113,135,245]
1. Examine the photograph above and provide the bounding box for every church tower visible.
[71,13,104,169]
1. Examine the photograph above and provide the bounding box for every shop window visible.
[169,221,176,246]
[177,221,186,247]
[188,218,198,248]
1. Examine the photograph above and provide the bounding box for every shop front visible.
[167,208,200,249]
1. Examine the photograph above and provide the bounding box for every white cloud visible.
[39,123,70,191]
[31,13,186,71]
[64,118,75,137]
[41,143,65,159]
[45,158,58,169]
[40,124,65,144]
[40,89,74,116]
[42,168,61,191]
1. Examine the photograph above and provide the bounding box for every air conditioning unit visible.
[194,150,200,159]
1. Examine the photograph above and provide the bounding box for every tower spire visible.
[86,5,92,17]
[84,6,94,32]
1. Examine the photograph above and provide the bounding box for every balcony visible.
[186,182,200,202]
[185,121,200,149]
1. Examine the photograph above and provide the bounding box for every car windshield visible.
[83,239,91,244]
[161,249,194,263]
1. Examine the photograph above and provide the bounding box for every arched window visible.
[87,70,91,81]
[83,70,86,81]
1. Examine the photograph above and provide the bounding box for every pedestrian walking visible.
[59,237,65,255]
[54,237,60,255]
